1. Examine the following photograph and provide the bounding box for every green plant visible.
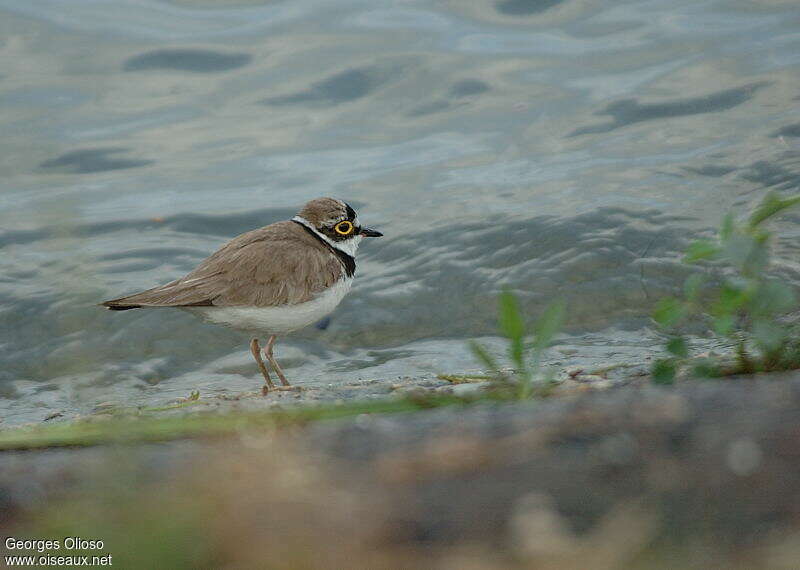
[652,191,800,383]
[471,290,565,398]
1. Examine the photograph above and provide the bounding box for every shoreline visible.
[0,356,650,450]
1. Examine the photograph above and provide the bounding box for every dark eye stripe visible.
[344,203,356,220]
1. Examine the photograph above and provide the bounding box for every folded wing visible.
[101,222,343,310]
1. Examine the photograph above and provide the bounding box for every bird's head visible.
[293,197,382,256]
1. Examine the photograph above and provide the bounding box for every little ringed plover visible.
[101,197,382,394]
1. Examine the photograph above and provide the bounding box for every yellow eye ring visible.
[334,220,354,235]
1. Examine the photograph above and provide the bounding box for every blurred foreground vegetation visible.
[653,191,800,382]
[7,377,800,569]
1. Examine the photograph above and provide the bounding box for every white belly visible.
[185,278,352,335]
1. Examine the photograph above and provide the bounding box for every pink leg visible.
[250,338,274,395]
[265,335,291,386]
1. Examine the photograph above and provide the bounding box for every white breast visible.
[186,277,353,335]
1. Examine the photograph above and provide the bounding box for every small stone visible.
[576,374,606,384]
[393,387,432,398]
[566,367,585,379]
[91,401,119,414]
[727,438,762,476]
[552,379,589,395]
[451,382,491,397]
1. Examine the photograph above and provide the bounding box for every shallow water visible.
[1,0,799,424]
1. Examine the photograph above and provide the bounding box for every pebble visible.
[451,382,491,397]
[91,401,120,414]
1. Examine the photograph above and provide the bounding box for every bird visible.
[101,197,382,394]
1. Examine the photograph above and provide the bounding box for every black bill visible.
[359,227,383,237]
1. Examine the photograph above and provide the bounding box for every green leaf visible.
[518,373,534,400]
[666,336,689,358]
[721,233,764,274]
[469,340,501,375]
[653,298,688,328]
[748,192,800,228]
[684,239,721,263]
[750,281,797,316]
[743,243,771,278]
[712,281,749,316]
[720,213,735,240]
[498,290,525,339]
[753,319,787,352]
[691,358,718,378]
[652,359,676,384]
[683,273,706,302]
[533,300,566,353]
[712,314,735,336]
[498,290,525,366]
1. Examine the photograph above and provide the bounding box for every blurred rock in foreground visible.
[3,376,800,569]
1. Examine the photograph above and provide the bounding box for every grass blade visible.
[533,300,566,354]
[748,192,800,228]
[498,290,526,368]
[469,340,503,377]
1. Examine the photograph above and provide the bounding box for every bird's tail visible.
[100,296,143,311]
[100,279,214,311]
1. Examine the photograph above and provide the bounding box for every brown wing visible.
[101,221,344,309]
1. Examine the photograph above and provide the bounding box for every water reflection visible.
[265,66,395,106]
[740,153,800,193]
[408,100,451,117]
[123,49,252,73]
[495,0,564,17]
[683,165,736,178]
[408,78,491,116]
[571,82,768,136]
[775,124,800,138]
[448,79,490,98]
[39,148,153,174]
